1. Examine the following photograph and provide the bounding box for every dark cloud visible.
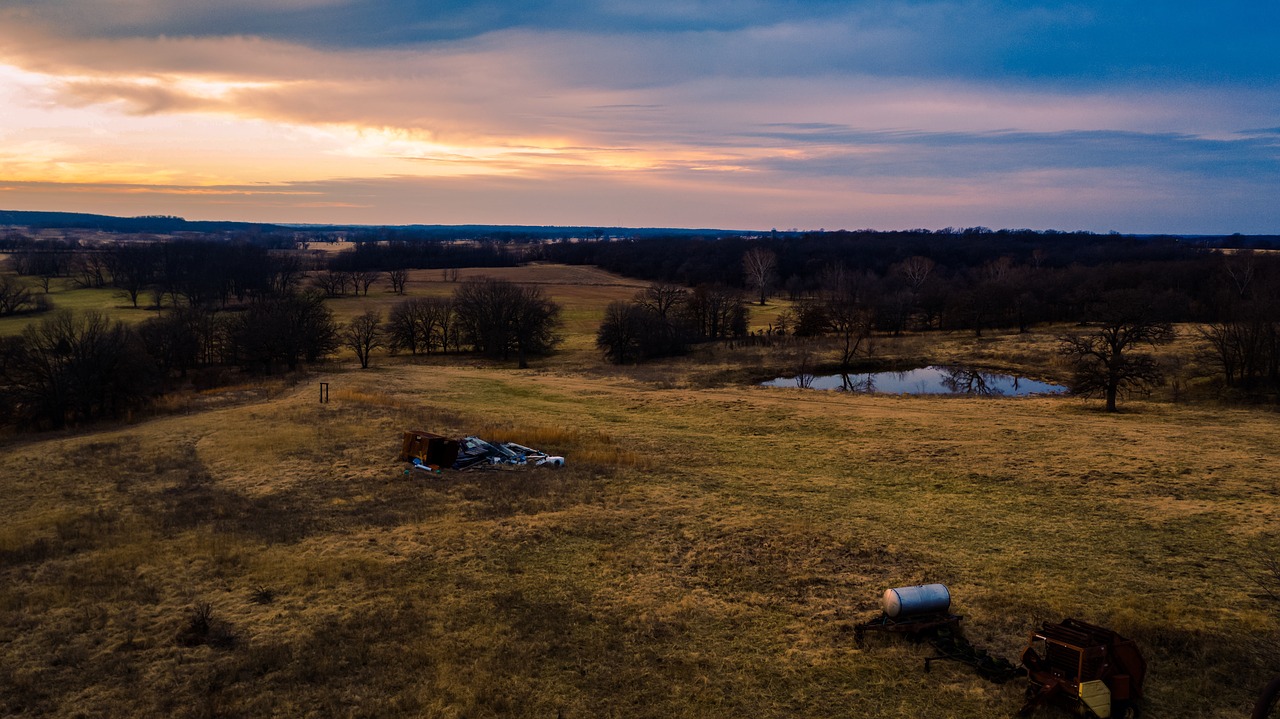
[5,1,1278,86]
[739,126,1280,179]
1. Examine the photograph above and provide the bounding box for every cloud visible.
[738,126,1280,179]
[3,1,1278,84]
[1,3,1278,232]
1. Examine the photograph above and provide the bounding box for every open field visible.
[2,263,1278,718]
[0,264,651,354]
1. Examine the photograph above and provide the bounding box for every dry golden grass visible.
[3,358,1278,718]
[2,265,1278,718]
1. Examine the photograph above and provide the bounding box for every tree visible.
[815,265,875,371]
[509,285,561,369]
[107,243,157,308]
[453,277,561,367]
[343,310,384,369]
[222,293,338,373]
[742,247,778,306]
[0,275,41,316]
[387,299,427,355]
[138,307,211,378]
[826,294,875,372]
[350,270,382,297]
[635,282,687,318]
[680,284,747,340]
[70,252,109,289]
[0,310,157,429]
[595,300,689,364]
[1058,291,1174,412]
[311,270,349,297]
[896,255,936,296]
[387,268,409,295]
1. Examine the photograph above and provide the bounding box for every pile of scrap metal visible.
[400,430,565,473]
[454,436,565,470]
[856,584,1147,718]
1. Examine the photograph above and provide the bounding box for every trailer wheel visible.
[1110,699,1138,719]
[1253,676,1280,719]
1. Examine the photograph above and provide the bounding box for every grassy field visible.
[1,264,1278,718]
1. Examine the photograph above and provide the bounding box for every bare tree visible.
[897,255,936,295]
[267,254,304,295]
[793,348,815,388]
[0,276,39,316]
[1224,250,1257,299]
[816,264,875,371]
[310,270,349,297]
[1058,291,1174,412]
[635,282,687,318]
[827,297,875,372]
[343,310,384,369]
[351,270,382,297]
[387,299,428,355]
[387,268,409,295]
[107,244,157,309]
[742,247,778,306]
[71,252,110,289]
[681,285,747,340]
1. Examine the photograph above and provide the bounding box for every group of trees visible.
[544,230,1248,336]
[574,232,1280,407]
[596,283,748,364]
[0,275,48,316]
[7,240,307,310]
[1198,252,1280,394]
[0,273,568,428]
[4,226,1275,425]
[0,240,339,429]
[0,311,158,429]
[379,278,561,369]
[597,243,1279,410]
[386,298,461,356]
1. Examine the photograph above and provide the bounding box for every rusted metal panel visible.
[399,430,460,468]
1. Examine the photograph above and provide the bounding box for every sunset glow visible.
[1,3,1277,231]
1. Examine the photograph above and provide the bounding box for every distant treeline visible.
[551,230,1280,397]
[541,229,1279,327]
[0,210,293,236]
[332,239,518,270]
[0,209,743,242]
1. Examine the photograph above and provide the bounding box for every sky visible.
[0,1,1277,233]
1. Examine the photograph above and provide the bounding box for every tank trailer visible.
[856,584,1147,718]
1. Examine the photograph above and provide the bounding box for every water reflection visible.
[762,365,1065,396]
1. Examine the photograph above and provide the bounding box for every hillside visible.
[1,265,1277,717]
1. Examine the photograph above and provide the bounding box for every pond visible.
[761,365,1066,396]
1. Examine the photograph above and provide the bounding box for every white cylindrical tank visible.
[882,583,951,618]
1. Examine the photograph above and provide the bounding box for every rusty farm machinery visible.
[856,583,1148,718]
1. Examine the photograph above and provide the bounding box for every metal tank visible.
[881,583,951,618]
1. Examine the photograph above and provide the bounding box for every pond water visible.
[761,366,1066,396]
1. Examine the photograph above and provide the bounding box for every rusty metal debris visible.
[856,586,1152,715]
[1018,618,1146,719]
[400,430,565,472]
[399,430,460,469]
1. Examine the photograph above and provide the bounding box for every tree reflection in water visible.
[761,366,1065,396]
[939,366,1000,395]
